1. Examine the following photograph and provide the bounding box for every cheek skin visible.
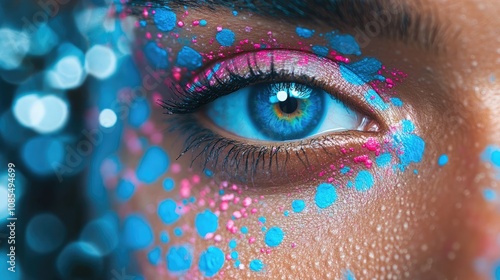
[108,2,500,279]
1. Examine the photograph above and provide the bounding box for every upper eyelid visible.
[160,50,390,127]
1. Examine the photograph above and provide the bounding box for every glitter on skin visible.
[314,183,338,209]
[136,146,169,184]
[123,214,153,250]
[291,199,305,213]
[438,154,449,166]
[354,170,375,192]
[264,227,284,247]
[176,46,203,70]
[158,199,181,225]
[198,246,225,277]
[215,29,236,46]
[154,8,177,32]
[195,209,219,238]
[166,245,193,273]
[296,26,314,38]
[250,259,264,272]
[143,41,169,69]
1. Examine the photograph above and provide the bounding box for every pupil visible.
[278,97,298,114]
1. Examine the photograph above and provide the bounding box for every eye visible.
[205,82,370,141]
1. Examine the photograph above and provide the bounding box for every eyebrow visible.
[129,0,452,52]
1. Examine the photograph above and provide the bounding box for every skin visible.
[113,0,500,278]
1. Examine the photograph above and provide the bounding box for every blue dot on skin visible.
[129,98,150,128]
[364,90,388,111]
[154,8,176,32]
[116,179,135,201]
[166,245,193,273]
[199,19,207,26]
[401,119,415,133]
[158,199,181,225]
[231,251,239,260]
[340,166,351,174]
[136,146,169,184]
[198,246,224,277]
[483,189,496,201]
[229,239,237,249]
[344,269,356,280]
[314,183,338,209]
[438,154,449,166]
[26,213,66,253]
[393,134,426,171]
[216,29,236,47]
[291,200,305,213]
[481,145,500,167]
[312,45,329,57]
[264,227,284,247]
[241,226,249,234]
[176,46,203,70]
[160,231,170,243]
[258,216,266,223]
[195,209,219,238]
[174,227,183,236]
[354,170,375,192]
[375,153,392,168]
[391,97,403,107]
[326,32,361,55]
[284,210,289,217]
[296,27,314,38]
[163,178,175,191]
[143,41,168,69]
[123,214,153,250]
[148,247,161,266]
[250,259,264,272]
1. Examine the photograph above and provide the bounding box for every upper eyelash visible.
[157,52,353,115]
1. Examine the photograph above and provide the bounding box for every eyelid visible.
[159,50,389,131]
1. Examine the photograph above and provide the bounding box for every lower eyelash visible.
[166,114,333,183]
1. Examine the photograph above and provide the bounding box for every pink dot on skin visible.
[233,197,240,204]
[226,254,232,260]
[220,201,229,211]
[249,237,256,244]
[251,208,257,214]
[214,235,222,242]
[233,211,242,219]
[216,26,222,32]
[243,197,252,207]
[177,21,184,27]
[192,175,200,184]
[171,163,182,173]
[192,20,199,26]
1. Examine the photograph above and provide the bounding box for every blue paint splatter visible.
[364,90,388,111]
[174,227,183,236]
[195,210,218,238]
[250,259,264,272]
[376,153,392,167]
[160,231,169,243]
[216,29,235,47]
[148,247,161,266]
[340,57,383,85]
[163,178,175,191]
[354,170,375,192]
[312,45,329,57]
[158,199,181,225]
[136,146,169,183]
[116,179,135,201]
[123,214,153,250]
[391,97,403,107]
[326,32,361,55]
[481,145,500,167]
[438,154,448,166]
[231,251,239,259]
[229,239,237,249]
[393,121,426,171]
[241,226,248,234]
[154,8,176,32]
[340,166,351,174]
[166,245,193,273]
[198,246,224,277]
[143,42,168,69]
[401,119,415,133]
[129,98,150,128]
[344,269,356,280]
[176,46,202,70]
[199,19,207,26]
[265,227,284,247]
[315,183,338,209]
[483,189,496,201]
[232,10,238,16]
[291,199,305,213]
[296,27,314,38]
[204,169,214,177]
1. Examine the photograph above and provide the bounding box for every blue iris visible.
[248,83,324,140]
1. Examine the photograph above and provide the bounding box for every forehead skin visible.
[122,0,500,279]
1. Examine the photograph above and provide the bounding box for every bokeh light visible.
[21,136,64,175]
[80,213,119,256]
[85,45,117,79]
[99,108,117,128]
[13,93,69,133]
[0,28,30,70]
[26,213,66,253]
[56,242,103,279]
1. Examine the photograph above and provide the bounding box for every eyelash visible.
[159,51,381,182]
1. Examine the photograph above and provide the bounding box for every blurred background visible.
[0,0,144,279]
